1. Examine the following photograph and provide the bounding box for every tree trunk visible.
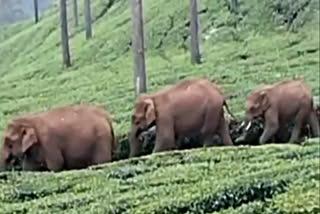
[73,0,79,26]
[131,0,147,96]
[33,0,39,23]
[190,0,201,64]
[84,0,92,39]
[231,0,239,14]
[60,0,71,67]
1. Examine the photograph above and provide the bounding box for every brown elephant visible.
[245,79,320,144]
[0,104,115,172]
[129,77,234,157]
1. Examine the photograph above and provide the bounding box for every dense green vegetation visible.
[0,140,319,213]
[0,0,319,213]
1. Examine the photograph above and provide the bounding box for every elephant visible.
[129,77,234,158]
[0,104,115,172]
[245,79,320,144]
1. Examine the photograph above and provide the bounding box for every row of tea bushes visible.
[0,139,318,213]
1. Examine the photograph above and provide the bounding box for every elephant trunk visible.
[0,159,5,171]
[0,150,8,171]
[129,128,142,158]
[247,113,254,121]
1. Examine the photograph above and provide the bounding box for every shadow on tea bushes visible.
[158,180,288,214]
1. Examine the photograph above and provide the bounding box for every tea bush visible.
[0,141,319,213]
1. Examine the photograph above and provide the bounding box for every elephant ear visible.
[144,99,156,126]
[259,91,270,111]
[21,127,38,153]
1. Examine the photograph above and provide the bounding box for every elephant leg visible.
[307,111,320,138]
[92,144,112,165]
[153,132,176,153]
[274,125,290,143]
[259,110,279,145]
[45,148,64,172]
[289,108,308,144]
[201,133,215,147]
[153,117,176,153]
[22,157,43,171]
[218,116,233,146]
[92,135,113,165]
[21,159,33,171]
[175,136,185,149]
[200,106,221,147]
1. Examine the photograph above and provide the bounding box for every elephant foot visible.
[258,137,264,145]
[288,135,304,145]
[290,137,305,146]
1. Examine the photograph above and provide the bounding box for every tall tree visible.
[131,0,147,96]
[60,0,71,67]
[73,0,79,26]
[190,0,201,64]
[84,0,92,39]
[33,0,39,23]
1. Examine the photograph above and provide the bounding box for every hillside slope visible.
[0,0,319,213]
[0,0,319,137]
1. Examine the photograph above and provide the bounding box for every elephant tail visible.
[102,111,117,159]
[92,105,117,159]
[223,100,237,120]
[110,124,117,159]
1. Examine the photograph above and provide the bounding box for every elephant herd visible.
[0,77,319,172]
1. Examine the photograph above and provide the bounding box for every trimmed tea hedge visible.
[0,139,318,213]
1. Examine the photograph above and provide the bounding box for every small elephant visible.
[245,79,320,144]
[0,104,115,172]
[129,77,234,157]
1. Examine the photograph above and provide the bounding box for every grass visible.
[0,0,319,213]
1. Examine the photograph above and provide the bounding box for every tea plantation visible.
[0,140,319,213]
[0,0,319,213]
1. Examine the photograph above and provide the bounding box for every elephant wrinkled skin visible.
[129,77,234,157]
[0,104,115,172]
[246,79,320,144]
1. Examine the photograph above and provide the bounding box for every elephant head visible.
[246,90,270,121]
[129,98,156,157]
[0,120,39,170]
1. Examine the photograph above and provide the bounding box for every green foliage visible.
[0,142,319,213]
[269,0,315,32]
[0,0,319,213]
